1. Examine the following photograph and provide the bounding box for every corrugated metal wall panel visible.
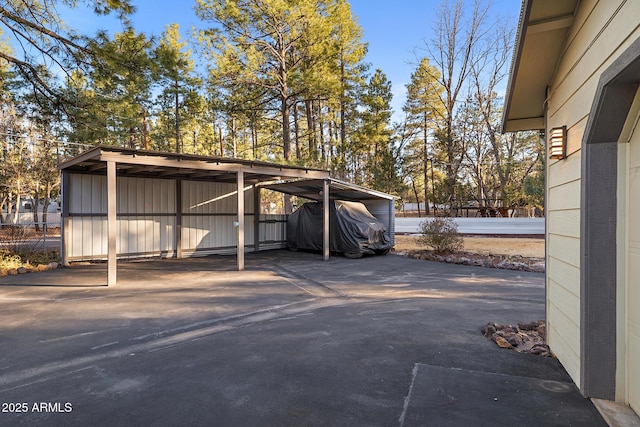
[67,174,178,260]
[181,214,255,255]
[67,174,393,260]
[179,181,255,253]
[68,216,179,260]
[363,200,395,246]
[259,214,287,246]
[182,181,251,214]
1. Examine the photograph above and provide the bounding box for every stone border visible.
[1,262,60,276]
[395,249,545,273]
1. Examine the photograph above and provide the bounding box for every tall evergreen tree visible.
[153,24,203,153]
[0,0,134,108]
[358,69,395,191]
[196,0,343,162]
[403,58,444,214]
[65,28,154,148]
[330,0,368,179]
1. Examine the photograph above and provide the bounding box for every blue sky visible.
[63,0,522,120]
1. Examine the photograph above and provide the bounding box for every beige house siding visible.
[626,107,640,413]
[545,0,640,388]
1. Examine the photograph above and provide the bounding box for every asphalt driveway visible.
[0,251,605,426]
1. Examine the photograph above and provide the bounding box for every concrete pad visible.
[400,364,606,426]
[593,399,640,427]
[0,251,610,426]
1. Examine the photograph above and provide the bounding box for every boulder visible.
[493,335,513,349]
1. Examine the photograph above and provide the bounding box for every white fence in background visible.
[0,213,61,227]
[2,213,544,239]
[395,217,545,235]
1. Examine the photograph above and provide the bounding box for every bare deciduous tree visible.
[419,0,491,205]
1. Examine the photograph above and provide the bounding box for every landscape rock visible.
[481,324,496,338]
[507,334,523,347]
[399,249,545,273]
[483,320,552,357]
[517,321,538,331]
[17,267,28,274]
[493,335,513,349]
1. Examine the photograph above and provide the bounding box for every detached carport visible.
[261,178,397,255]
[58,146,395,286]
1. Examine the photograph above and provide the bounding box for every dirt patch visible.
[394,235,544,258]
[393,235,545,273]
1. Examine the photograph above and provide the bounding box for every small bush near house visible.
[417,217,464,253]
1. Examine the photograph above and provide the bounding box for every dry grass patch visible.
[394,235,544,258]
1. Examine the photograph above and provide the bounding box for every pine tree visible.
[196,0,343,162]
[358,69,396,191]
[0,0,134,107]
[403,58,444,214]
[152,24,203,153]
[66,28,154,148]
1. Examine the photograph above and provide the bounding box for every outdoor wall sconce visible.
[549,126,567,160]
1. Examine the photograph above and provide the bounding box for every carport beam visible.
[107,160,117,286]
[323,179,329,261]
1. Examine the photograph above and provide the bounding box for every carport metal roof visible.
[261,178,397,202]
[58,145,330,182]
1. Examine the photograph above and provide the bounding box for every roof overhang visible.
[58,147,396,203]
[502,0,579,133]
[261,178,398,202]
[58,146,330,183]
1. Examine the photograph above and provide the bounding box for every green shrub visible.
[417,217,463,253]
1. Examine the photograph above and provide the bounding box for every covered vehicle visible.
[286,200,392,258]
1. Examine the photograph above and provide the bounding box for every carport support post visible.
[175,179,182,259]
[237,170,245,271]
[61,171,70,267]
[107,160,117,286]
[323,179,329,261]
[254,184,260,253]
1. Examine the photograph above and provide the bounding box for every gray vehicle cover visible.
[286,200,391,257]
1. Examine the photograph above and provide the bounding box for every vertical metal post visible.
[107,161,117,286]
[175,179,182,259]
[237,170,245,271]
[254,184,260,253]
[61,171,70,266]
[323,178,330,261]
